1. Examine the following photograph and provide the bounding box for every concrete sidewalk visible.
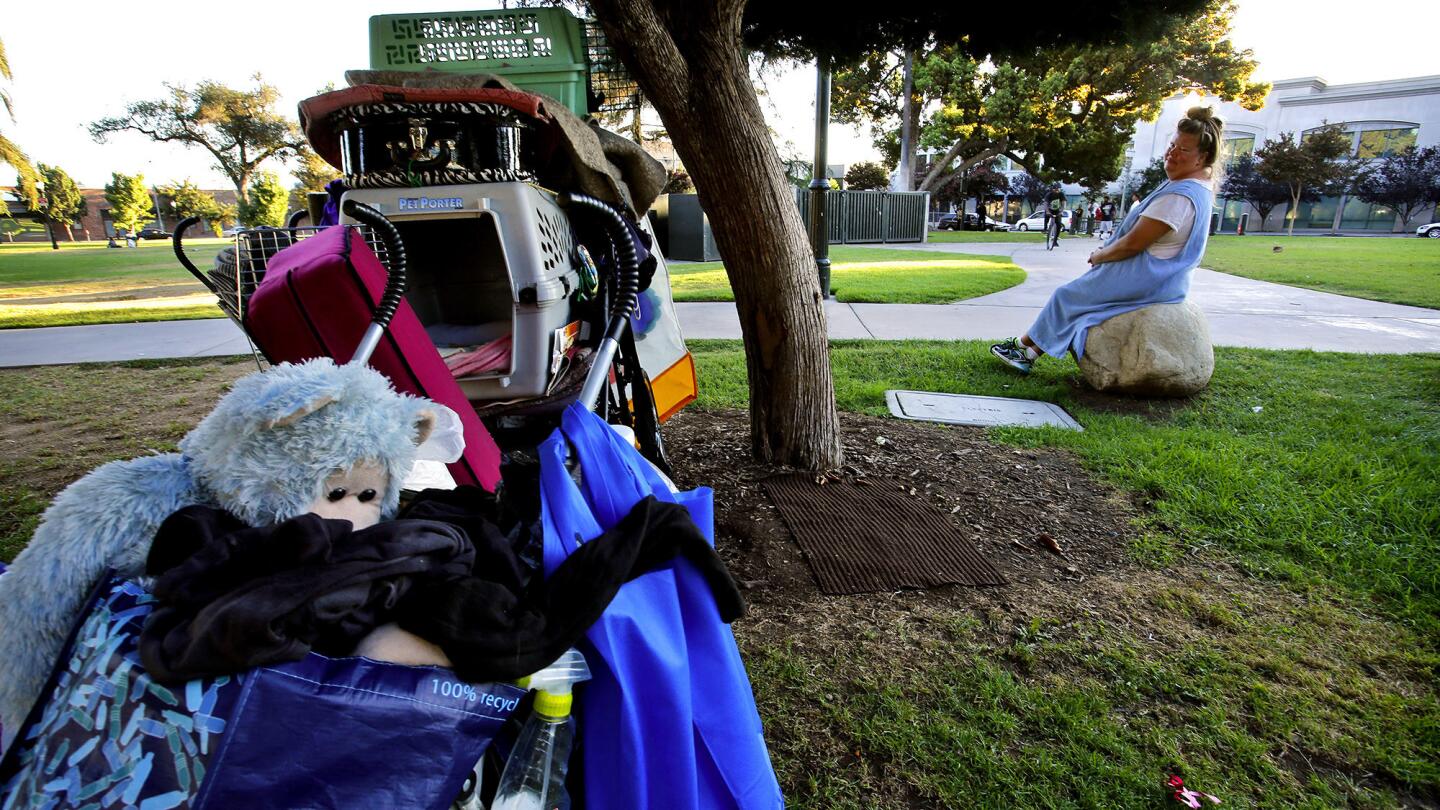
[2,238,1438,368]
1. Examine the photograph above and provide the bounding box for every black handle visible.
[342,199,408,329]
[172,216,215,293]
[285,209,308,228]
[557,192,640,344]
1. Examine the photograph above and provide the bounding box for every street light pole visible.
[809,57,832,299]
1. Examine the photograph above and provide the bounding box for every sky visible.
[1,0,1434,192]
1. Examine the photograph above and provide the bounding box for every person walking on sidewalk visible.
[991,107,1223,373]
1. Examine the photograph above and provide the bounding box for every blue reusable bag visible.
[0,577,524,810]
[538,403,783,810]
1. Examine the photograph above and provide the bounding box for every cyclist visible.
[1042,187,1066,249]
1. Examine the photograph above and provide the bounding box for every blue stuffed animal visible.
[0,358,457,749]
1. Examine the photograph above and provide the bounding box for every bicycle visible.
[1045,212,1062,251]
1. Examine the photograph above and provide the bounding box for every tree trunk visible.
[918,136,1008,194]
[592,0,843,470]
[1287,186,1300,236]
[45,220,58,250]
[896,51,915,192]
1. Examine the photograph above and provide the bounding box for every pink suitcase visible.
[244,224,502,491]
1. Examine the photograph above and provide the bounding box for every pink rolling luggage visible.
[243,218,502,491]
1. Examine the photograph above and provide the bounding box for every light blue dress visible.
[1028,179,1214,359]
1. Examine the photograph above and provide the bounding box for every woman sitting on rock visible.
[991,107,1222,374]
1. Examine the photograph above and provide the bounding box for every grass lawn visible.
[0,239,228,329]
[1203,235,1440,309]
[673,245,1024,303]
[690,340,1439,807]
[0,346,1435,806]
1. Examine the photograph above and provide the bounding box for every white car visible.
[1418,222,1440,238]
[1012,210,1072,232]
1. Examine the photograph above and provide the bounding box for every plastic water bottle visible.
[489,692,574,810]
[491,649,589,810]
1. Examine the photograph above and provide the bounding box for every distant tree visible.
[833,0,1267,195]
[32,164,83,249]
[1132,157,1170,199]
[1008,172,1048,211]
[843,161,890,190]
[90,77,303,207]
[661,169,694,194]
[0,34,39,210]
[1221,152,1300,231]
[239,171,288,227]
[1351,145,1440,232]
[288,145,341,211]
[104,172,153,237]
[159,179,226,234]
[1256,126,1354,236]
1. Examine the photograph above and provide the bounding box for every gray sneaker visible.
[990,338,1034,373]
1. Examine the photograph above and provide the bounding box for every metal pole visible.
[810,58,832,299]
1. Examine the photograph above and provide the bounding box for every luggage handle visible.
[341,199,409,365]
[172,216,216,293]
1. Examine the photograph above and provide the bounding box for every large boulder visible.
[1078,302,1214,396]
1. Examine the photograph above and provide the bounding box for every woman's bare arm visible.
[1087,216,1173,265]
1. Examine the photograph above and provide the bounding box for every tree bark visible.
[592,0,843,469]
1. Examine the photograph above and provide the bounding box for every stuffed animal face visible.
[178,358,452,528]
[309,462,389,530]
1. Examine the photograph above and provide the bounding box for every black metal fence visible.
[794,190,929,244]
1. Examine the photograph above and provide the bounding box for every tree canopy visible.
[289,145,341,211]
[239,171,288,227]
[1351,145,1440,231]
[159,179,230,234]
[1255,126,1354,235]
[1220,152,1303,231]
[832,0,1267,194]
[90,77,303,206]
[104,172,153,236]
[0,33,39,210]
[843,161,890,191]
[33,164,83,249]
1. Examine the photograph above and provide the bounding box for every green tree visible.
[158,179,226,233]
[843,161,890,190]
[288,145,341,211]
[104,172,153,237]
[89,77,303,207]
[1255,126,1355,236]
[32,164,83,249]
[239,171,288,227]
[588,0,1216,469]
[1351,145,1440,232]
[834,0,1267,195]
[0,34,39,210]
[661,169,694,193]
[1221,152,1302,232]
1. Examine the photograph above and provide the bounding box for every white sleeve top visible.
[1139,193,1196,259]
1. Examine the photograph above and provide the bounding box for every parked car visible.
[221,226,244,237]
[1418,222,1440,238]
[136,227,172,240]
[936,213,999,231]
[1013,210,1072,232]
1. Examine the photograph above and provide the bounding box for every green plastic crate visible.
[369,8,589,116]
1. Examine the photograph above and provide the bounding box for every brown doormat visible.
[761,474,1007,595]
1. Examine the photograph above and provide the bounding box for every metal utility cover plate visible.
[885,390,1083,431]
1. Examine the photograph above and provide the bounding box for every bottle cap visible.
[534,689,572,718]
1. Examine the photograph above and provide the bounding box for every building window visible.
[1220,136,1254,166]
[1356,127,1417,159]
